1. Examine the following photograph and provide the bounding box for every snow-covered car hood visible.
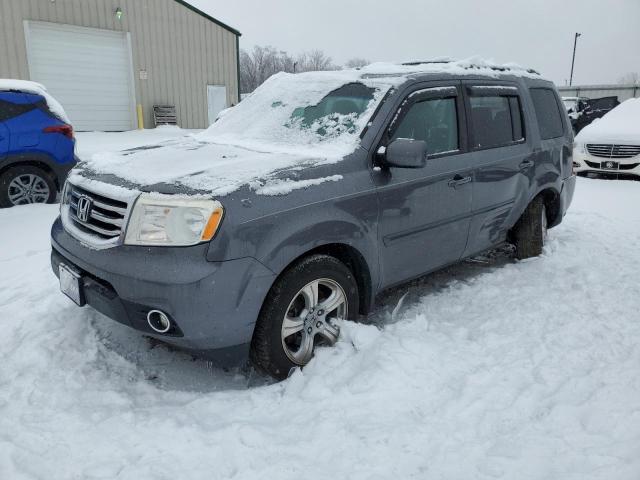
[576,98,640,144]
[75,135,346,196]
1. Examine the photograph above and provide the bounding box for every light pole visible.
[569,32,582,86]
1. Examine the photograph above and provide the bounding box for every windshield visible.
[198,71,395,158]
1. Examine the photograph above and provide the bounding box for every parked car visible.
[573,98,640,178]
[0,80,76,207]
[51,61,576,379]
[562,95,620,134]
[562,96,589,117]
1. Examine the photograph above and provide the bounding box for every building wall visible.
[557,84,640,103]
[0,0,239,129]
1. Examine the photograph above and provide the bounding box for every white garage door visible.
[26,21,135,131]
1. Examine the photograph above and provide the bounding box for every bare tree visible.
[240,46,339,93]
[618,72,640,85]
[345,58,370,69]
[240,45,297,93]
[297,50,337,72]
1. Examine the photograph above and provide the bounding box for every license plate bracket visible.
[601,160,619,170]
[59,263,85,306]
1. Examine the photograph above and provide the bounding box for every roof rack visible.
[400,60,539,75]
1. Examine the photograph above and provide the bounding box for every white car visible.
[573,98,640,178]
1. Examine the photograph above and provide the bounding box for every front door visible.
[373,83,474,288]
[207,85,227,125]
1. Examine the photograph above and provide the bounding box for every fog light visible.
[147,310,171,333]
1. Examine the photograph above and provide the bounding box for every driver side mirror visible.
[382,138,428,168]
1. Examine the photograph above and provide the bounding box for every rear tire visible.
[250,254,359,380]
[0,165,57,208]
[512,196,547,260]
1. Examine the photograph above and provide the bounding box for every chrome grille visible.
[586,144,640,159]
[66,184,128,240]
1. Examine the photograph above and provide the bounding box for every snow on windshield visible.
[197,71,398,158]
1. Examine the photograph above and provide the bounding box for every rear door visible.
[461,82,533,256]
[373,82,474,287]
[0,93,23,160]
[0,117,8,161]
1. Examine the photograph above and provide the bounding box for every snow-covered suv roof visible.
[0,79,70,123]
[356,57,541,80]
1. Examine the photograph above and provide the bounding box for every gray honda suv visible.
[51,60,576,379]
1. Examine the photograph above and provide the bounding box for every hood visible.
[576,98,640,145]
[75,135,344,196]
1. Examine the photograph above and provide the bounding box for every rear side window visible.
[469,94,524,149]
[391,97,458,155]
[529,88,564,139]
[0,99,37,122]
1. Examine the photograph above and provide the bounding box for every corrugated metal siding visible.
[557,84,640,102]
[0,0,239,129]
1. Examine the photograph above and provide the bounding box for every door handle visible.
[448,175,472,189]
[519,160,535,170]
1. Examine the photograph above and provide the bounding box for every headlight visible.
[574,142,586,154]
[124,194,224,246]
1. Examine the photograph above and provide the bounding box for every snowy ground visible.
[1,135,640,478]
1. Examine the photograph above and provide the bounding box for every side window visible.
[529,88,564,140]
[391,97,458,155]
[0,98,37,122]
[469,94,525,149]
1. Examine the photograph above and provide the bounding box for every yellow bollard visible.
[136,104,144,130]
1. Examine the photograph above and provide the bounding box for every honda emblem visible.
[76,195,92,222]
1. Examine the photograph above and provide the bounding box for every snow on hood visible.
[576,98,640,144]
[0,79,70,124]
[82,137,344,196]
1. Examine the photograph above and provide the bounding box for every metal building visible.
[0,0,241,131]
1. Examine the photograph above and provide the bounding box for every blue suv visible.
[0,87,76,207]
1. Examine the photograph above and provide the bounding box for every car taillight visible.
[44,124,74,139]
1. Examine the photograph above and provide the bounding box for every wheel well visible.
[538,188,561,227]
[283,244,373,316]
[0,161,59,189]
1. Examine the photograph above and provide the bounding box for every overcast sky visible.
[190,0,639,85]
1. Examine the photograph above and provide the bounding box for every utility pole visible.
[569,32,582,86]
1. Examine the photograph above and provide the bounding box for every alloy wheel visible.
[8,174,51,205]
[280,278,347,365]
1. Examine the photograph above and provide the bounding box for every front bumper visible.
[51,217,276,363]
[574,151,640,178]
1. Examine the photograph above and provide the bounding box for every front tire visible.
[512,196,547,259]
[250,254,359,380]
[0,165,57,208]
